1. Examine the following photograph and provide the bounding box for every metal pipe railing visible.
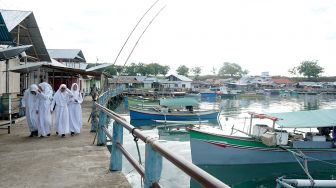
[95,103,230,188]
[116,143,145,177]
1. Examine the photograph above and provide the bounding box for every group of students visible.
[22,82,83,138]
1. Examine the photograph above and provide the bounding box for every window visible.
[182,84,186,88]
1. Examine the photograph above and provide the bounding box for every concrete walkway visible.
[0,98,131,188]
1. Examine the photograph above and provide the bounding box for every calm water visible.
[111,94,336,188]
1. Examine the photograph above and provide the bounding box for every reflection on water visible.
[113,94,336,188]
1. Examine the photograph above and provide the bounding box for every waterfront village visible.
[1,7,336,188]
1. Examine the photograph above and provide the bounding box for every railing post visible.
[90,101,97,132]
[110,121,123,171]
[96,96,106,146]
[97,110,107,146]
[144,142,162,188]
[124,95,128,109]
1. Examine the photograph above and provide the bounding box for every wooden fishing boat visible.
[130,97,219,122]
[190,109,336,165]
[130,108,219,121]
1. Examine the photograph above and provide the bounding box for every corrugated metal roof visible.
[167,74,192,82]
[0,12,13,45]
[0,9,31,31]
[0,45,32,61]
[9,61,100,76]
[47,49,86,62]
[86,63,112,72]
[0,9,51,62]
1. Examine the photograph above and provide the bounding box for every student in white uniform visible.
[22,84,39,137]
[51,84,72,137]
[68,83,83,136]
[36,82,53,137]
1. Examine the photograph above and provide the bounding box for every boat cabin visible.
[245,109,336,148]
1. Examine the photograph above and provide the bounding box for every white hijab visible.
[53,84,72,106]
[30,84,39,92]
[38,82,53,98]
[70,83,80,100]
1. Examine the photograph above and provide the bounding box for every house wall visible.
[144,83,152,89]
[177,81,191,89]
[0,59,21,95]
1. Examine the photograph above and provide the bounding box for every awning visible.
[0,45,32,61]
[9,62,102,76]
[266,109,336,128]
[160,97,199,108]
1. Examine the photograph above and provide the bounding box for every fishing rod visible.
[115,5,166,84]
[121,5,166,70]
[111,0,160,66]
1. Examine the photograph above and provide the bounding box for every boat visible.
[130,108,219,121]
[190,109,336,165]
[130,97,219,122]
[216,87,238,99]
[200,88,217,98]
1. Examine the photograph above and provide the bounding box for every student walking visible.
[36,82,53,137]
[68,83,83,136]
[22,84,39,137]
[51,84,72,137]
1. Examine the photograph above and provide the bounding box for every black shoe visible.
[29,132,34,137]
[47,134,50,137]
[34,131,38,136]
[40,135,44,138]
[56,132,58,135]
[61,134,65,138]
[71,132,75,136]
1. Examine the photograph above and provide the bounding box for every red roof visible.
[272,78,293,84]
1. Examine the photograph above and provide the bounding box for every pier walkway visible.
[0,98,131,188]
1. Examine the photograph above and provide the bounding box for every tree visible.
[146,63,161,76]
[124,62,137,75]
[211,67,217,75]
[136,62,147,76]
[292,60,324,80]
[192,67,202,80]
[218,62,247,77]
[176,65,189,76]
[159,65,170,76]
[105,65,118,75]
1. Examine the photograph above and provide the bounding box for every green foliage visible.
[176,65,189,76]
[218,62,248,77]
[191,67,202,80]
[120,62,170,76]
[291,60,324,80]
[160,65,170,76]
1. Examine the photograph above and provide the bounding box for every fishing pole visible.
[121,5,166,70]
[112,0,160,66]
[114,5,166,85]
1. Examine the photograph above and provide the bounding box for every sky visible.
[1,0,336,76]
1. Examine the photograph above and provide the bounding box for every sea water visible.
[111,94,336,188]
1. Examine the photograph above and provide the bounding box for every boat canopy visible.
[160,97,199,108]
[266,109,336,128]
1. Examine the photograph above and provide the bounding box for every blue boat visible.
[130,108,219,121]
[130,97,219,123]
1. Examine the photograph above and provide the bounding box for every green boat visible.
[190,109,336,165]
